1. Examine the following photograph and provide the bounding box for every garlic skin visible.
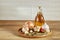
[42,23,50,32]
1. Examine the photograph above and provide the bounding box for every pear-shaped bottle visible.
[35,6,45,27]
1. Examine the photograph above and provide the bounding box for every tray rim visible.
[18,28,52,38]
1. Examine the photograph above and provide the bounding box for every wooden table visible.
[0,20,60,40]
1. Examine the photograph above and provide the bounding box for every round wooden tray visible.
[18,28,52,38]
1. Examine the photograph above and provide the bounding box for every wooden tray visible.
[18,28,52,38]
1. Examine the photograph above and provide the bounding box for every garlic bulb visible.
[22,26,29,34]
[42,23,50,32]
[34,26,41,32]
[30,30,33,33]
[25,31,29,34]
[22,21,34,34]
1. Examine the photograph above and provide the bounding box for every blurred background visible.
[0,0,60,20]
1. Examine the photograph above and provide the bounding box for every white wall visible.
[0,0,60,20]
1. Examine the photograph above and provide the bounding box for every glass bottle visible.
[35,6,45,27]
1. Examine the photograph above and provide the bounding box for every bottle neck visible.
[37,9,42,15]
[38,6,42,11]
[38,8,42,12]
[37,6,42,14]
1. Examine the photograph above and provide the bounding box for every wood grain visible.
[0,20,60,40]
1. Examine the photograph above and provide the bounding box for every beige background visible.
[0,0,60,20]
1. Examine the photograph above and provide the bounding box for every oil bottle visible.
[35,6,45,27]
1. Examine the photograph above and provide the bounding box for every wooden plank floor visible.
[0,20,60,40]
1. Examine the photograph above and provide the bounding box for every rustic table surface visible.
[0,21,60,40]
